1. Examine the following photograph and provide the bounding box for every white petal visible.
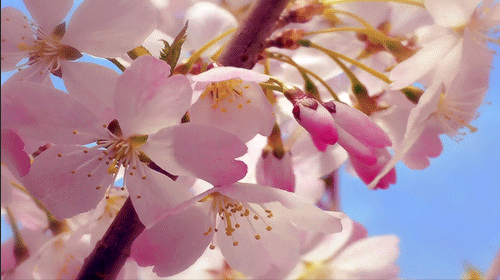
[424,0,480,27]
[63,0,156,57]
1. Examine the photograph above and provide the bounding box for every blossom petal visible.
[131,204,212,277]
[336,126,377,165]
[63,0,156,57]
[21,145,113,219]
[142,124,247,186]
[334,101,392,148]
[424,0,480,27]
[62,61,119,123]
[190,82,275,142]
[23,0,72,32]
[192,66,270,84]
[114,56,192,136]
[1,7,32,71]
[218,183,343,234]
[126,168,194,227]
[389,33,458,89]
[1,129,30,177]
[333,235,400,278]
[1,81,105,145]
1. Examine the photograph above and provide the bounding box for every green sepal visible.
[160,21,188,76]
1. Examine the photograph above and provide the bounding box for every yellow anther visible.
[142,176,147,180]
[253,215,259,220]
[210,244,216,250]
[233,241,239,246]
[96,186,101,190]
[266,226,272,231]
[255,235,261,240]
[57,153,62,157]
[137,195,142,199]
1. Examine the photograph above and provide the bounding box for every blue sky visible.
[1,1,499,278]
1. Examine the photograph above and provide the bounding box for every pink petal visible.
[126,169,194,227]
[336,126,377,165]
[192,66,270,84]
[255,150,295,192]
[131,204,212,277]
[62,61,119,123]
[349,148,397,189]
[216,204,299,276]
[1,129,30,177]
[401,126,442,169]
[334,101,392,148]
[2,64,53,86]
[63,0,156,57]
[1,81,105,145]
[424,0,480,27]
[1,7,33,71]
[20,145,113,219]
[334,235,400,276]
[142,124,248,186]
[1,165,15,206]
[295,103,338,149]
[114,56,192,136]
[23,0,73,32]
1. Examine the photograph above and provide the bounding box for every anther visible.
[120,187,125,191]
[83,150,88,153]
[265,210,272,213]
[255,235,261,240]
[96,186,101,190]
[87,174,92,178]
[235,223,240,228]
[72,131,77,134]
[57,153,62,157]
[233,241,239,246]
[267,213,273,218]
[266,226,272,231]
[129,171,134,175]
[246,100,251,104]
[102,124,107,128]
[210,244,216,250]
[105,196,110,200]
[98,157,103,161]
[137,195,141,199]
[71,170,76,174]
[238,104,243,109]
[253,215,259,220]
[132,166,137,170]
[142,176,147,180]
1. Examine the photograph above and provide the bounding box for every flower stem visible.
[75,197,145,280]
[217,0,292,68]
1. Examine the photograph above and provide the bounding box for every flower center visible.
[16,21,82,75]
[199,192,274,248]
[297,261,332,280]
[435,93,477,139]
[199,79,252,113]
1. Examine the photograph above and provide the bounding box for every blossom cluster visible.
[1,0,498,279]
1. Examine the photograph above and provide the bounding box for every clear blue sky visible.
[1,1,499,278]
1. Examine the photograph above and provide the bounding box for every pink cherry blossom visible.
[1,0,156,81]
[190,66,276,142]
[2,56,248,225]
[289,214,400,279]
[131,183,343,278]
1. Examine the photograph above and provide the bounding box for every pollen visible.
[200,79,254,112]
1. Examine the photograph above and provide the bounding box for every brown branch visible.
[217,0,291,69]
[75,197,145,280]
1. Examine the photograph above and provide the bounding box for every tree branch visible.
[217,0,291,69]
[76,197,145,280]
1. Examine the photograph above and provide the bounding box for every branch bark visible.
[217,0,291,69]
[76,197,145,280]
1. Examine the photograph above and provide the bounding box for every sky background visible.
[1,1,499,279]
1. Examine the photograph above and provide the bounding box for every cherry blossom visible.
[1,0,156,82]
[288,214,400,279]
[131,183,343,278]
[190,66,275,142]
[389,0,499,89]
[2,56,248,225]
